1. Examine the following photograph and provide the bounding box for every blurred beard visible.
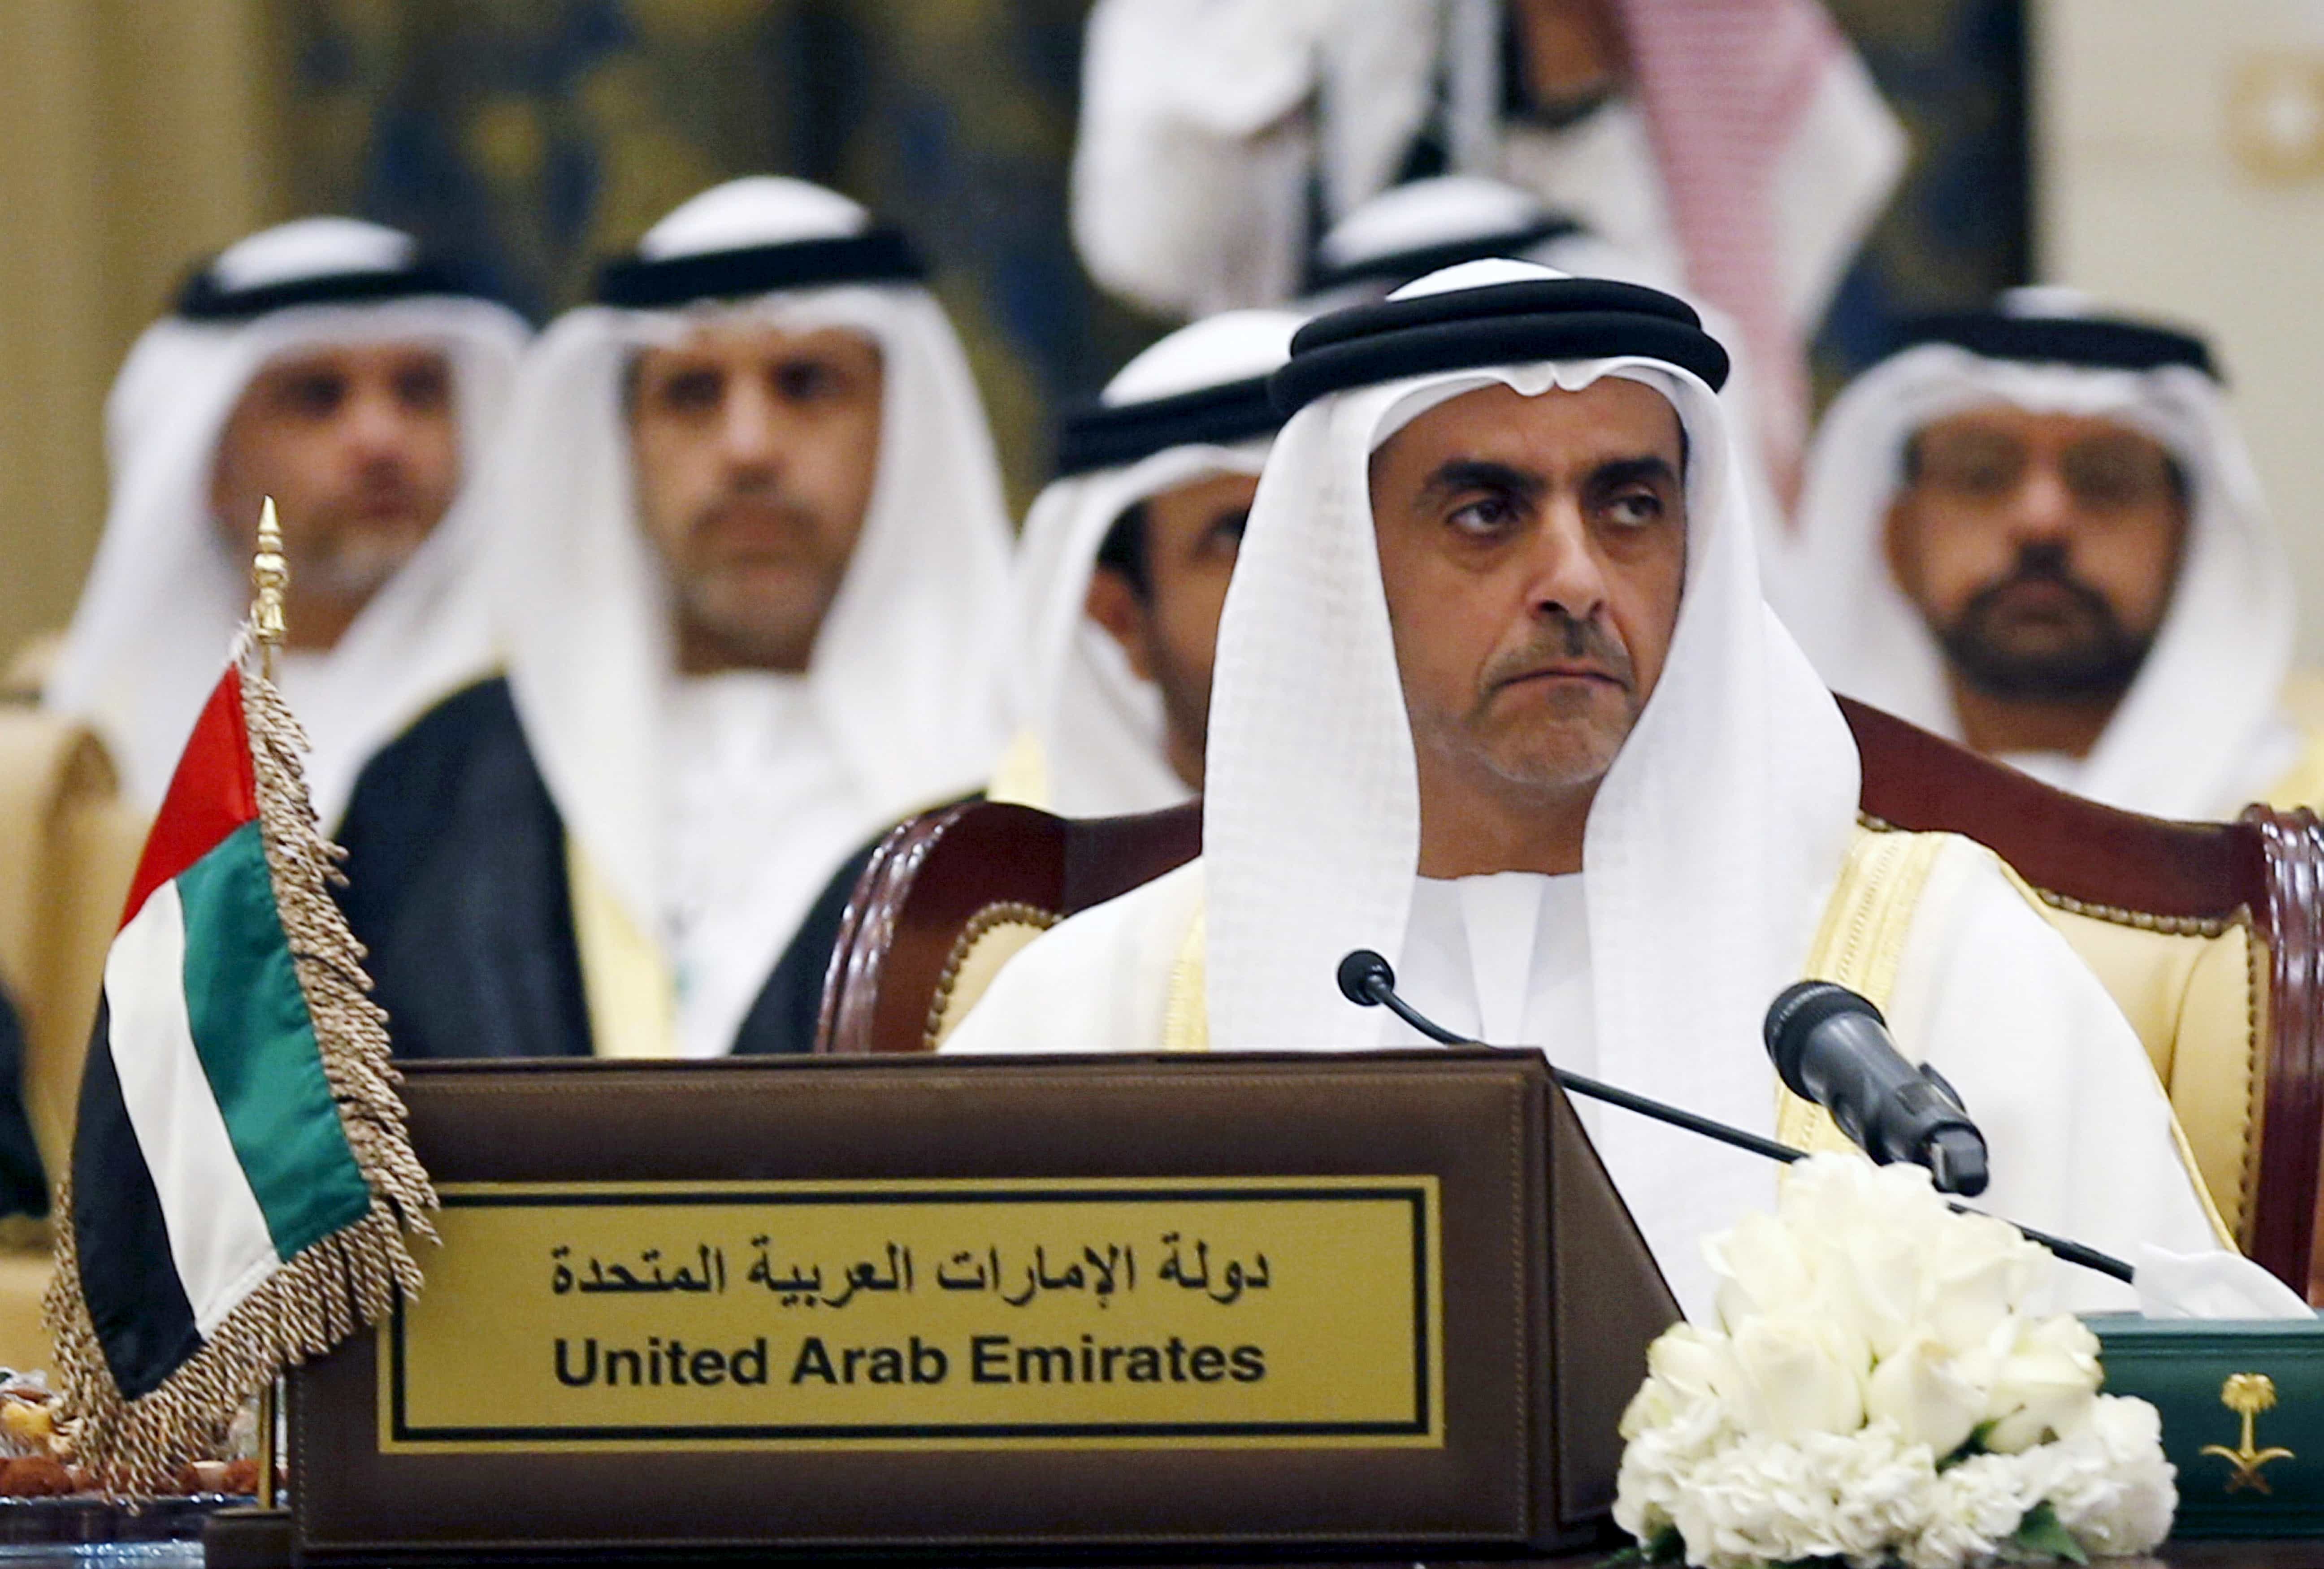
[293,515,434,601]
[1938,551,2152,702]
[667,490,845,669]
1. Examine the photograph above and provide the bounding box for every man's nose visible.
[2004,457,2078,546]
[344,384,422,465]
[717,377,787,477]
[1524,497,1612,623]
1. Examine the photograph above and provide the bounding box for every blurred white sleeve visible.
[1070,0,1336,316]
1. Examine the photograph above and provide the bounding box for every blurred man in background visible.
[337,177,1015,1062]
[1071,0,1903,495]
[992,308,1303,815]
[1780,290,2324,819]
[40,218,528,827]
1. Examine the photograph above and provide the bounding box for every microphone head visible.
[1337,949,1395,1007]
[1762,980,1886,1089]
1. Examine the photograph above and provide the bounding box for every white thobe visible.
[662,672,864,1058]
[941,838,2246,1320]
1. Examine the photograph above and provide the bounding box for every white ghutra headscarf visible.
[1780,294,2290,819]
[476,177,1015,972]
[1004,308,1303,816]
[45,218,529,825]
[1204,260,1861,1301]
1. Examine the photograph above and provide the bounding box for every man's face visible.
[628,324,884,673]
[1084,469,1258,789]
[1885,406,2188,701]
[209,341,460,649]
[1369,378,1687,813]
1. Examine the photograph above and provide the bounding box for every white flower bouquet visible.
[1614,1153,2174,1568]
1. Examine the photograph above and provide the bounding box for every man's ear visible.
[1882,491,1921,602]
[1084,567,1158,683]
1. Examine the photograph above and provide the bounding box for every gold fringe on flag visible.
[43,627,438,1492]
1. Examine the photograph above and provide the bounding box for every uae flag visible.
[46,641,434,1488]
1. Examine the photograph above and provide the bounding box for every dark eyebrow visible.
[1586,455,1681,494]
[1417,459,1546,506]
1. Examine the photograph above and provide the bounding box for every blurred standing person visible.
[336,178,1015,1061]
[42,219,529,827]
[1780,291,2324,817]
[1071,0,1905,497]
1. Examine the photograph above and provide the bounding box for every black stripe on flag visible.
[71,1000,202,1400]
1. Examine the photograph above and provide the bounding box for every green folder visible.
[2091,1315,2324,1537]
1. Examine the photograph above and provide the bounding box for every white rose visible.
[1982,1313,2103,1454]
[1622,1322,1733,1439]
[1805,1213,1932,1362]
[1713,1315,1866,1440]
[1705,1209,1816,1335]
[1864,1331,1987,1458]
[1917,1210,2045,1356]
[1648,1321,1728,1400]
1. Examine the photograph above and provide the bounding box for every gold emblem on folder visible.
[2201,1373,2295,1494]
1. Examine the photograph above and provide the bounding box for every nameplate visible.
[383,1176,1442,1452]
[286,1054,1676,1562]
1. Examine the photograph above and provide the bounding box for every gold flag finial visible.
[252,496,288,677]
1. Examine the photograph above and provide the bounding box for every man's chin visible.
[680,583,827,662]
[297,533,430,600]
[1477,724,1629,795]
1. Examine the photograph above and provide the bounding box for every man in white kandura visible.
[336,178,1014,1062]
[993,308,1303,814]
[1779,291,2324,818]
[945,261,2296,1323]
[43,218,529,827]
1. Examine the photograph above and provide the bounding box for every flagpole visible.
[252,494,286,1507]
[258,1381,279,1508]
[252,495,286,682]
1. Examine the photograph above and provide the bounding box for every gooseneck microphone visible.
[1763,982,1989,1198]
[1337,949,1807,1167]
[1336,948,2134,1284]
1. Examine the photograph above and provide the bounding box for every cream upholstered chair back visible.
[1843,697,2324,1294]
[0,698,146,1369]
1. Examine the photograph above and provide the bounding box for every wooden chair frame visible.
[818,696,2324,1290]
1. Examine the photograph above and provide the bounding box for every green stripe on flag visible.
[174,821,373,1261]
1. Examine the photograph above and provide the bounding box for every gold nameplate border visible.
[380,1176,1444,1454]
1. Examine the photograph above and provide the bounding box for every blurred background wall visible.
[0,0,277,666]
[2038,0,2324,662]
[7,0,2312,662]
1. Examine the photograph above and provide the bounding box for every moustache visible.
[1479,613,1635,693]
[690,489,823,544]
[1964,549,2117,627]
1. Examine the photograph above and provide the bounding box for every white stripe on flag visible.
[105,881,281,1336]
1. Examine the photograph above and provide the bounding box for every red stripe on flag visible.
[120,672,260,929]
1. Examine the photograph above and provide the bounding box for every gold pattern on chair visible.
[923,902,1060,1051]
[2026,893,2261,1248]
